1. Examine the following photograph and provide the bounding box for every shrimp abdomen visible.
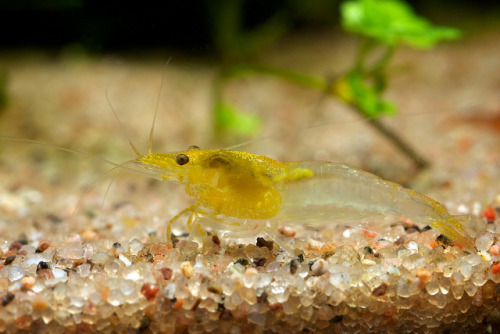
[273,161,475,250]
[274,162,435,219]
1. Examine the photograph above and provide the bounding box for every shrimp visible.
[132,146,477,253]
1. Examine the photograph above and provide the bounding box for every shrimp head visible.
[134,148,285,219]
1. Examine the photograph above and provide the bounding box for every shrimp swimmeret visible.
[132,147,477,253]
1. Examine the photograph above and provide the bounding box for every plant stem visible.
[367,44,396,77]
[353,110,429,169]
[223,63,429,169]
[353,37,375,73]
[222,64,326,91]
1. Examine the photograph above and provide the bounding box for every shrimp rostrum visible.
[133,147,477,253]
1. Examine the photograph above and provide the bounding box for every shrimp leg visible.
[213,219,292,253]
[186,210,208,241]
[166,206,195,242]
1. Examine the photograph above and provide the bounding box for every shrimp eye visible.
[175,154,189,165]
[188,145,200,150]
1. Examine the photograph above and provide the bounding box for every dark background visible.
[0,0,498,55]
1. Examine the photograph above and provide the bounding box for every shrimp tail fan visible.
[429,215,477,252]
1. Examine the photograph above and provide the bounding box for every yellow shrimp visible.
[132,146,477,253]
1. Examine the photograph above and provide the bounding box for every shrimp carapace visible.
[135,149,284,219]
[134,147,477,252]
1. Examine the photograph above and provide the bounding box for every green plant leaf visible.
[214,102,261,135]
[343,73,395,117]
[341,0,460,49]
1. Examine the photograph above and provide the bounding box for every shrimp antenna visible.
[0,137,155,179]
[105,90,142,158]
[148,57,172,154]
[72,160,140,220]
[97,173,116,222]
[72,163,120,216]
[225,116,379,150]
[224,110,436,151]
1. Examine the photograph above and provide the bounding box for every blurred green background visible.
[0,0,498,53]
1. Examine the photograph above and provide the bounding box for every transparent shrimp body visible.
[274,161,475,251]
[134,148,476,252]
